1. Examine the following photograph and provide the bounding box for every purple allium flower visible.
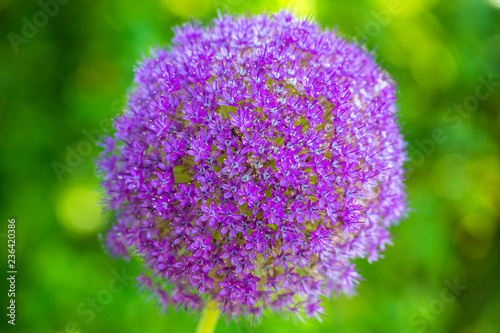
[97,10,407,321]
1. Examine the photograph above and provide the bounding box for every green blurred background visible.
[1,0,499,332]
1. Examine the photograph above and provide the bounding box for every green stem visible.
[195,301,220,333]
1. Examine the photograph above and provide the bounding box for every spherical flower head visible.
[96,10,407,322]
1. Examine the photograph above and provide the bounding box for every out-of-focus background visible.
[1,0,499,332]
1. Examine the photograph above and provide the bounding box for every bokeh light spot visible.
[161,0,211,19]
[0,0,12,11]
[278,0,317,17]
[461,214,497,241]
[488,0,500,9]
[56,186,105,235]
[394,20,457,89]
[432,154,470,200]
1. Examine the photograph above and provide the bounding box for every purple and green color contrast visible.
[96,10,407,323]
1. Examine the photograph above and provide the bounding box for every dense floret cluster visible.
[97,10,407,321]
